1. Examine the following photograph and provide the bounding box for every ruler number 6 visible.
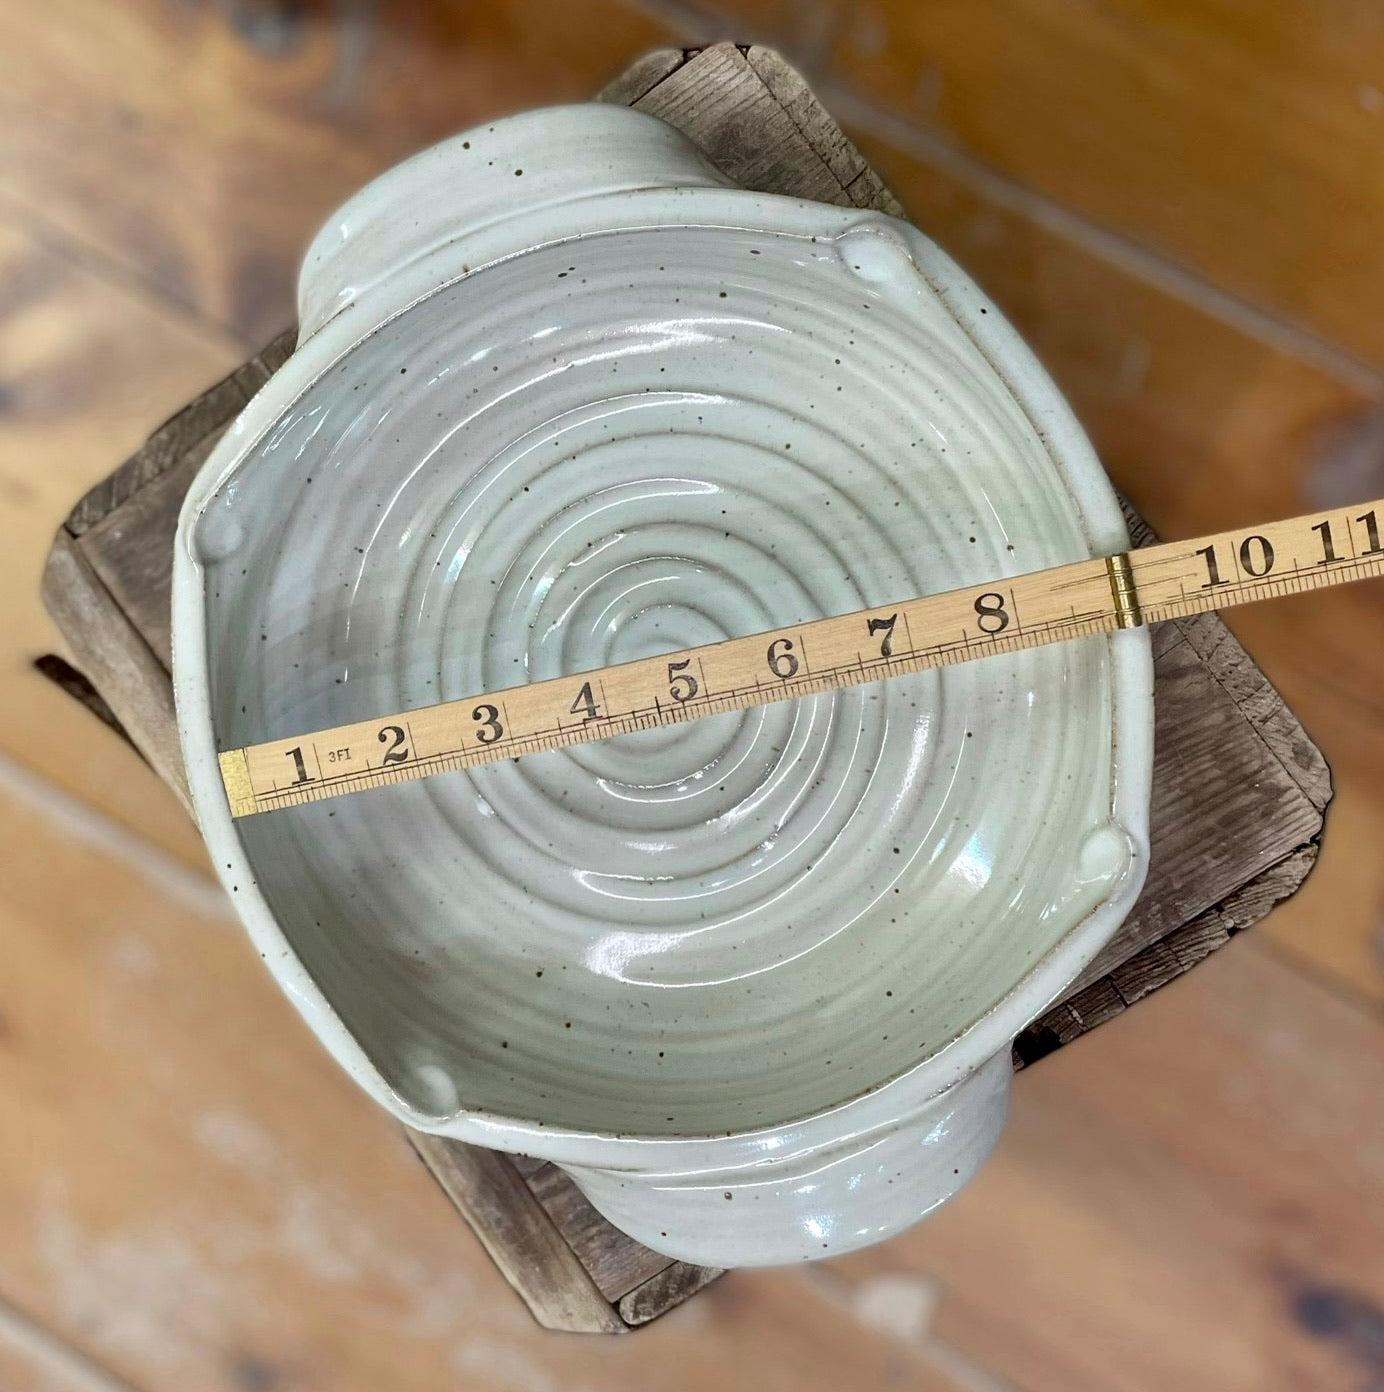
[766,637,799,680]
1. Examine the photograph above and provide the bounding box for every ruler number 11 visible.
[1312,508,1383,565]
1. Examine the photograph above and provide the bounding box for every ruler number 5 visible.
[667,659,699,703]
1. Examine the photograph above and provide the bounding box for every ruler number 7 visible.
[866,613,898,658]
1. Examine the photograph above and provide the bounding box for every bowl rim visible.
[172,158,1152,1169]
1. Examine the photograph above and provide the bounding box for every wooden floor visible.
[2,3,1381,1389]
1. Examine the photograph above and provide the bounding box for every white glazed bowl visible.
[173,105,1152,1267]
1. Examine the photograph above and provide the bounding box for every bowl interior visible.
[194,224,1124,1136]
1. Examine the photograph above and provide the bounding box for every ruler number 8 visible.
[974,592,1010,636]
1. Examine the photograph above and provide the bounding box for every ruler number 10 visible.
[1198,535,1275,588]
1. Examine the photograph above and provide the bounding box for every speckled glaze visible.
[172,105,1153,1267]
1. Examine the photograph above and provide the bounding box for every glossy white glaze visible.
[173,105,1152,1266]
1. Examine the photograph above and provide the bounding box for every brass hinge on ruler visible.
[1105,553,1143,629]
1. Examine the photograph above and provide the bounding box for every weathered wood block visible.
[39,43,1330,1333]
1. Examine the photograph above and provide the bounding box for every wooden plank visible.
[0,217,234,873]
[828,940,1384,1392]
[823,0,1384,372]
[1079,628,1323,982]
[40,534,190,811]
[33,39,1337,1339]
[524,1164,671,1302]
[1016,845,1320,1063]
[596,46,686,106]
[619,1262,725,1327]
[0,0,684,345]
[0,766,989,1390]
[632,44,848,204]
[406,1136,626,1334]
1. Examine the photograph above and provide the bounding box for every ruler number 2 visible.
[378,725,410,765]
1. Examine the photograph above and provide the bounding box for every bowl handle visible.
[562,1051,1011,1268]
[296,105,731,342]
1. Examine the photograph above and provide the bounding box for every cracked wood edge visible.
[1015,842,1321,1065]
[406,1134,627,1334]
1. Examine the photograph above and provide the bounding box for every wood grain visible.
[524,1165,673,1302]
[37,41,1337,1334]
[406,1136,625,1333]
[824,940,1384,1392]
[0,0,683,345]
[826,0,1384,372]
[0,216,236,872]
[0,1298,135,1392]
[0,767,985,1391]
[40,535,189,811]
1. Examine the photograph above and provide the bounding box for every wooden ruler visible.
[219,497,1384,819]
